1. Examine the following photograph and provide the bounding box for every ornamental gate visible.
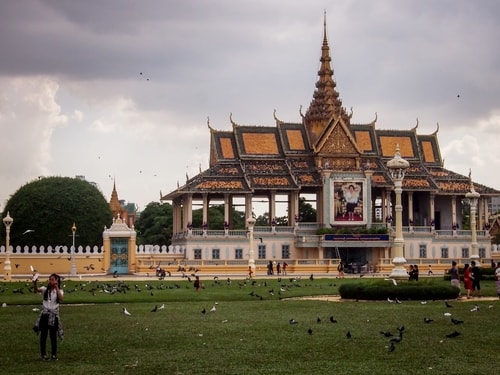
[110,238,129,274]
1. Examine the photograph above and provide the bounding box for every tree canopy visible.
[1,177,113,246]
[134,202,172,245]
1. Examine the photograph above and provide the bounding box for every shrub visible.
[339,279,459,301]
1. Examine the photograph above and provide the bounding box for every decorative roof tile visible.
[195,180,245,190]
[286,129,306,150]
[242,132,280,155]
[379,136,415,158]
[421,140,435,163]
[354,130,373,152]
[220,137,235,159]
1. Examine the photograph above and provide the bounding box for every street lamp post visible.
[70,223,77,276]
[465,173,480,259]
[387,145,410,279]
[3,212,13,281]
[246,216,256,277]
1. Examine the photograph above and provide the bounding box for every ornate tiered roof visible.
[162,17,499,201]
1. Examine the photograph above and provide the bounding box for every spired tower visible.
[109,180,122,218]
[103,180,137,275]
[304,15,352,145]
[109,180,137,227]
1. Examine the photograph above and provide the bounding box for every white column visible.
[387,145,409,279]
[466,176,480,259]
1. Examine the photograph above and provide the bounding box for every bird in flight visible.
[22,229,35,235]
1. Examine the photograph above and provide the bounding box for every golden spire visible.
[109,179,122,216]
[304,12,350,144]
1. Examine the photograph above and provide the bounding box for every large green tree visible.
[1,177,113,246]
[134,202,172,245]
[256,197,317,225]
[190,204,247,230]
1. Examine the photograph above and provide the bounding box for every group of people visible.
[408,264,420,281]
[266,260,288,276]
[448,259,499,299]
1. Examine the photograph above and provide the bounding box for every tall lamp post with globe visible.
[3,212,13,281]
[465,171,480,260]
[70,223,77,276]
[387,145,410,279]
[246,216,256,277]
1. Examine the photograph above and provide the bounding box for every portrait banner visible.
[331,179,367,225]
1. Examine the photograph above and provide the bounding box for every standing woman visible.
[33,274,64,360]
[463,263,473,299]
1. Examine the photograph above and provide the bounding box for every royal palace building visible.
[162,20,500,274]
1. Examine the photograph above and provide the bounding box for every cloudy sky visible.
[1,0,500,214]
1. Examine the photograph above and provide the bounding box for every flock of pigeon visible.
[3,272,494,357]
[106,276,496,356]
[283,298,493,353]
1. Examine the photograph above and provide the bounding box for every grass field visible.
[0,276,498,374]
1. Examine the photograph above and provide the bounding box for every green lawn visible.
[0,277,498,374]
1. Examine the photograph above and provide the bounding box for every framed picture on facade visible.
[330,179,367,225]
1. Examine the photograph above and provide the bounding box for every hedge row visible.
[339,280,460,301]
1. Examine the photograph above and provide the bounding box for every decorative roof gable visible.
[315,118,361,156]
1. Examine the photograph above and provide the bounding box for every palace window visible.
[441,247,449,259]
[212,248,220,260]
[461,247,469,259]
[194,248,202,259]
[235,248,243,259]
[282,245,290,259]
[258,245,266,259]
[479,248,486,259]
[419,244,427,258]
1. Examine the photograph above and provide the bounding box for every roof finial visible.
[431,122,440,135]
[323,10,327,41]
[229,112,239,127]
[273,109,283,125]
[207,116,214,131]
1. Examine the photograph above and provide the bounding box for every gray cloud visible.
[1,0,500,211]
